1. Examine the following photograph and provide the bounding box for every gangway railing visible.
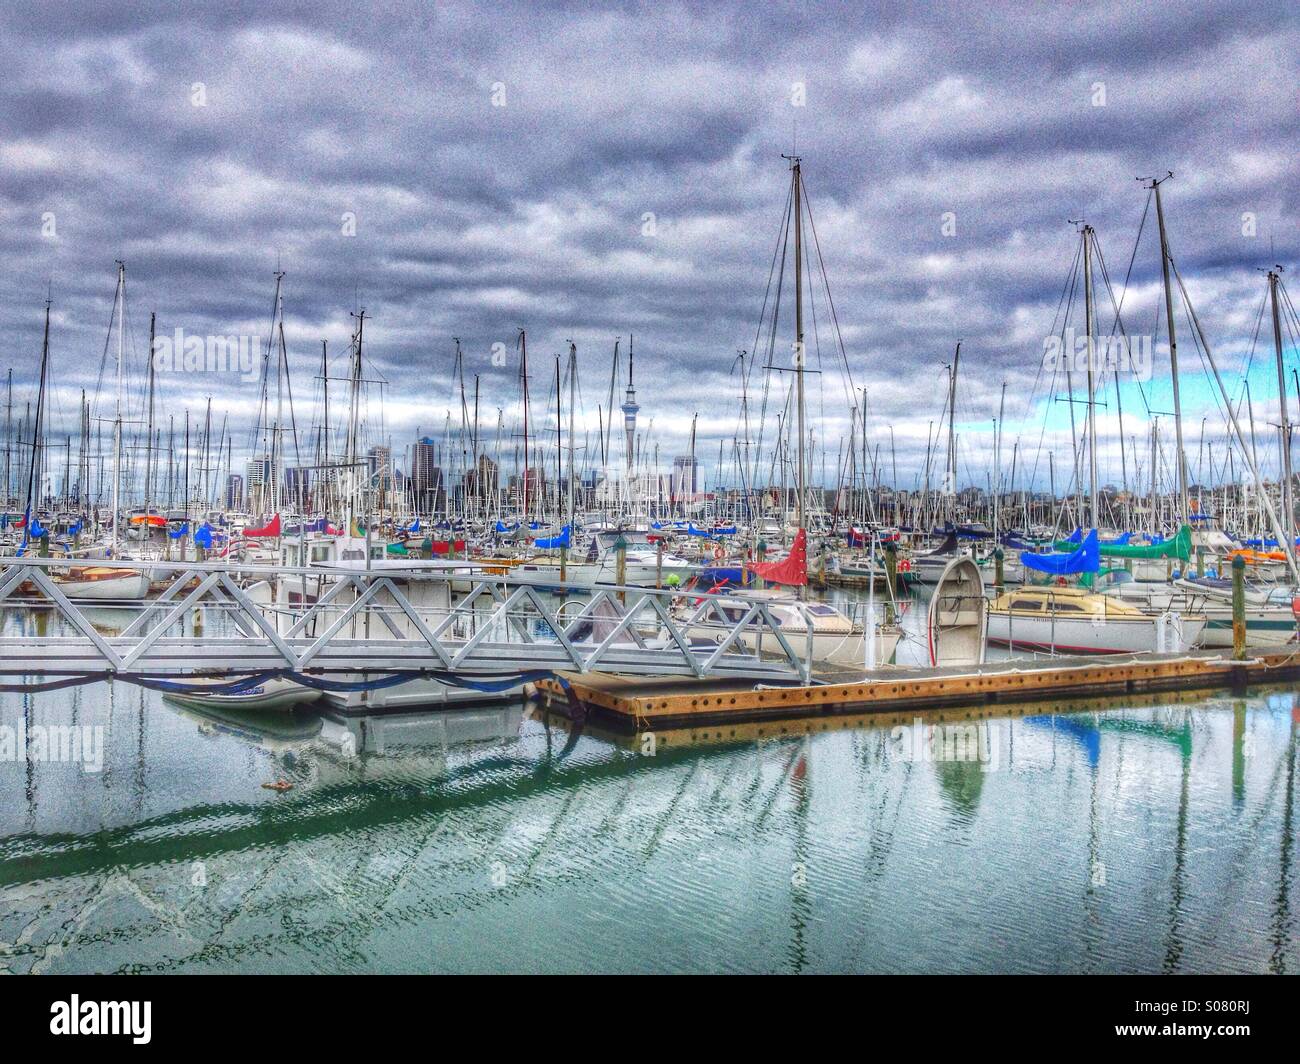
[0,556,812,685]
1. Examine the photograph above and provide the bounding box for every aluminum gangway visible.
[0,556,819,688]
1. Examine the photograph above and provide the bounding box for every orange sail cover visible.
[746,528,807,586]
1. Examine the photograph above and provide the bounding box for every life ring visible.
[713,546,725,560]
[899,558,911,572]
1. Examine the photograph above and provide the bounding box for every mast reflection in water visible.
[0,679,1296,974]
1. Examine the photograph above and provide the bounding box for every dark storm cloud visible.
[0,0,1295,491]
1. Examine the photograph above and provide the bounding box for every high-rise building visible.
[411,438,441,509]
[245,456,274,508]
[672,455,700,499]
[225,474,244,510]
[463,454,498,502]
[367,445,394,493]
[283,466,310,507]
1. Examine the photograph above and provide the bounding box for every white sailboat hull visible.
[987,611,1204,654]
[53,571,151,600]
[687,622,901,668]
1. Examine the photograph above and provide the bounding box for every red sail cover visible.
[428,538,467,554]
[746,528,807,586]
[244,514,281,537]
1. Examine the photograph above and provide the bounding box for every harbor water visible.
[1,589,1297,974]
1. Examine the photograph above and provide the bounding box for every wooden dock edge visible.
[537,651,1300,730]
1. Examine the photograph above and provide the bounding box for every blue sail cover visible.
[194,523,214,549]
[534,526,570,549]
[1065,527,1083,544]
[495,521,518,533]
[1020,529,1099,575]
[1024,715,1101,767]
[1103,532,1132,545]
[168,522,189,539]
[688,523,736,538]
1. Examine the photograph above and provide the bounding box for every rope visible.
[0,667,566,697]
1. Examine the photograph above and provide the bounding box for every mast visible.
[790,155,806,533]
[946,342,960,525]
[145,311,156,521]
[1149,419,1158,537]
[23,301,52,537]
[554,354,562,518]
[4,368,11,506]
[1081,224,1100,529]
[1269,268,1293,538]
[1148,174,1190,525]
[345,310,365,533]
[519,328,530,521]
[112,261,125,552]
[994,382,1006,538]
[320,340,329,515]
[472,374,481,521]
[567,342,577,526]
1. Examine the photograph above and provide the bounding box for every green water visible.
[1,677,1296,973]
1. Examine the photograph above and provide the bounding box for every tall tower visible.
[620,334,639,477]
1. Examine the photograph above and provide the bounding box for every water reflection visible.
[0,680,1296,974]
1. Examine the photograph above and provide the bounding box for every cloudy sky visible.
[1,0,1296,501]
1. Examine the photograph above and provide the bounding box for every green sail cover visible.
[386,541,409,556]
[1078,566,1129,589]
[1054,524,1191,561]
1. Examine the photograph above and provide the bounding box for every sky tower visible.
[621,333,639,477]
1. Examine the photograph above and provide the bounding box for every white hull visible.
[688,621,901,668]
[1105,582,1297,648]
[516,558,697,588]
[53,571,151,600]
[316,676,520,711]
[163,677,321,714]
[987,611,1204,654]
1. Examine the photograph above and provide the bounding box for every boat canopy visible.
[535,526,571,549]
[1021,529,1099,575]
[1055,524,1191,560]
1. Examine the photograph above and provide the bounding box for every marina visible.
[0,0,1296,1005]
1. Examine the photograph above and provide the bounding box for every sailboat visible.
[688,156,901,671]
[58,265,152,598]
